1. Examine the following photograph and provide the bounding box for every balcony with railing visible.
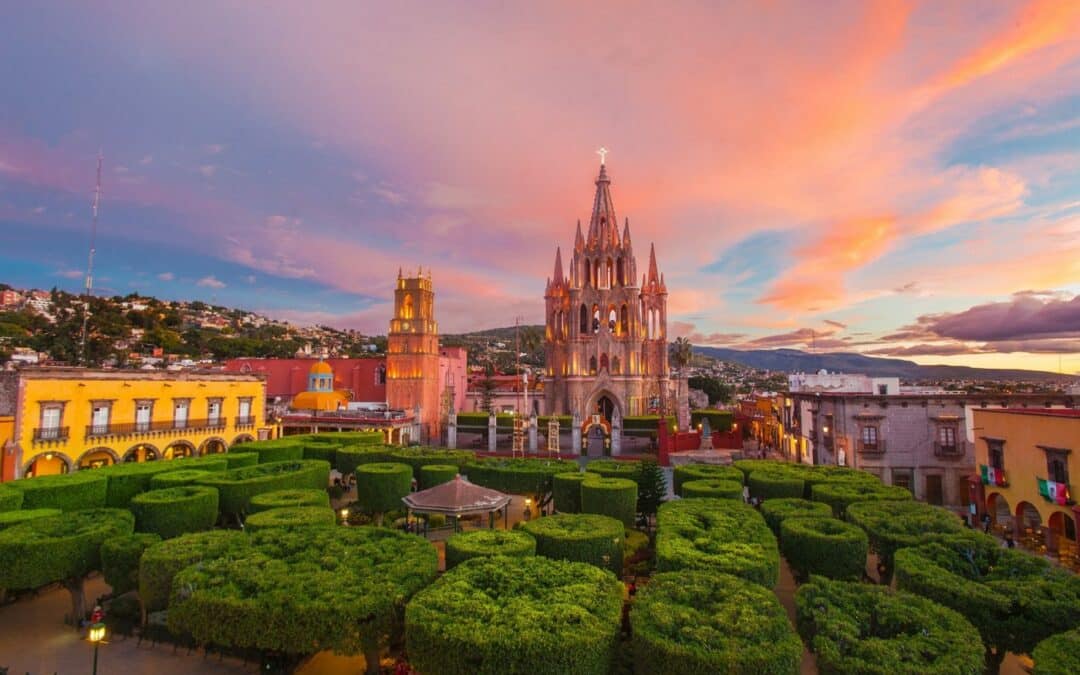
[934,440,967,459]
[857,439,886,454]
[33,426,69,444]
[235,415,256,429]
[84,417,229,440]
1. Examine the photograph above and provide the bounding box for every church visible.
[544,158,687,452]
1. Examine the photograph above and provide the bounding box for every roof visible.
[975,408,1080,419]
[223,357,386,400]
[291,390,349,411]
[402,475,512,515]
[310,360,333,375]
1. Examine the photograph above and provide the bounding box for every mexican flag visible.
[980,464,1006,487]
[1038,478,1071,505]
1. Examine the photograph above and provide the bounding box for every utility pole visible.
[79,152,103,366]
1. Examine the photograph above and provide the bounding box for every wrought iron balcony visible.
[934,441,967,458]
[235,415,256,427]
[857,439,885,454]
[84,417,229,439]
[33,426,69,443]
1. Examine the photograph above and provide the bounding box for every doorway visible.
[925,474,944,506]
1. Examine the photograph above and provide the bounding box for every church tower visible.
[387,268,441,443]
[545,159,677,450]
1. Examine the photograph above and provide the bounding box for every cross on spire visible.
[596,146,609,165]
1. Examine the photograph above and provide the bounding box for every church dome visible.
[291,390,348,412]
[310,360,333,376]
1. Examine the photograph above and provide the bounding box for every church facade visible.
[544,162,685,450]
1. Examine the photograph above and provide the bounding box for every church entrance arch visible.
[582,392,619,457]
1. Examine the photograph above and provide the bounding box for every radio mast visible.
[79,151,103,366]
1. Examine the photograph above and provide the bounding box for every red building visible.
[224,357,387,408]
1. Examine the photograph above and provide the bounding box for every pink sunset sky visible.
[1,1,1078,373]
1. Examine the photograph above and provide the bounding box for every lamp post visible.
[88,622,106,675]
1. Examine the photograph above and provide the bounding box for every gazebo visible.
[403,475,513,532]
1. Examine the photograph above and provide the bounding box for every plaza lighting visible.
[88,622,106,675]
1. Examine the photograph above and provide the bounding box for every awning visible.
[402,475,512,516]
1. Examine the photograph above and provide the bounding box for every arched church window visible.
[402,294,414,319]
[641,345,649,375]
[375,365,386,386]
[620,304,628,336]
[608,307,617,333]
[600,354,609,372]
[616,257,624,286]
[584,259,591,288]
[606,258,614,288]
[580,304,588,334]
[611,356,620,374]
[589,356,597,375]
[592,304,600,334]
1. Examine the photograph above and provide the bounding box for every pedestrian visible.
[1004,532,1015,549]
[981,513,992,534]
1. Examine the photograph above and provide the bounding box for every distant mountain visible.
[692,347,1073,383]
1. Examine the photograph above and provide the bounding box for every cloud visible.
[245,274,256,284]
[56,268,84,280]
[902,293,1080,342]
[823,319,848,329]
[203,144,225,155]
[371,183,405,205]
[139,155,154,165]
[196,275,226,289]
[198,164,217,178]
[157,272,175,281]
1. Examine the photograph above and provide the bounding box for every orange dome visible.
[292,390,348,412]
[309,360,333,376]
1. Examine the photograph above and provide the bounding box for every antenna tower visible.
[79,152,103,366]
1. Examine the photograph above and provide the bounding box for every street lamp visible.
[88,622,106,675]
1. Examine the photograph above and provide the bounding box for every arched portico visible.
[76,446,119,470]
[23,451,72,477]
[164,440,196,460]
[123,443,159,463]
[199,437,228,455]
[987,492,1012,531]
[231,433,255,446]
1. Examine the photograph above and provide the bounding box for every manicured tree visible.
[196,459,330,515]
[1032,629,1080,675]
[355,462,413,526]
[759,498,832,539]
[149,469,214,490]
[580,476,638,528]
[406,555,623,675]
[895,534,1080,672]
[8,471,108,511]
[585,459,640,479]
[552,472,587,513]
[465,458,579,499]
[655,498,779,588]
[732,459,786,483]
[244,506,337,532]
[522,513,625,574]
[810,480,912,518]
[747,470,804,501]
[138,530,250,612]
[780,516,868,581]
[845,499,965,584]
[444,529,536,569]
[130,486,219,539]
[168,526,437,675]
[0,508,61,531]
[248,488,331,514]
[96,456,227,507]
[681,478,743,500]
[0,484,24,511]
[101,533,161,595]
[241,438,305,463]
[335,445,396,475]
[0,508,134,622]
[223,451,259,469]
[672,463,743,495]
[634,459,668,521]
[796,576,984,675]
[307,430,385,446]
[300,441,340,465]
[418,463,458,489]
[632,571,802,675]
[390,448,476,479]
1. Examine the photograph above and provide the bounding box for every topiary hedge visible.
[129,486,219,539]
[0,508,62,531]
[168,526,437,672]
[240,438,305,464]
[796,576,984,675]
[389,447,476,479]
[690,409,735,432]
[465,458,579,496]
[733,459,786,482]
[101,532,161,595]
[580,476,638,528]
[355,462,413,517]
[300,441,340,465]
[733,460,879,498]
[632,570,802,675]
[673,463,744,495]
[1032,629,1080,675]
[552,472,587,513]
[223,451,259,469]
[747,470,805,501]
[585,459,640,479]
[781,516,868,581]
[655,498,779,588]
[895,533,1080,670]
[811,480,912,517]
[444,529,536,569]
[418,464,458,489]
[406,555,623,675]
[8,470,108,511]
[244,506,336,532]
[522,513,624,574]
[149,469,214,490]
[306,430,385,446]
[248,488,331,514]
[0,484,24,512]
[138,529,250,612]
[845,500,965,583]
[681,478,743,500]
[195,459,330,514]
[95,456,228,508]
[335,445,397,475]
[759,498,833,539]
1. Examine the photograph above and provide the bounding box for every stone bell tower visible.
[386,268,441,443]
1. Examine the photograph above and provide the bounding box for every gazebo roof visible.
[402,475,512,515]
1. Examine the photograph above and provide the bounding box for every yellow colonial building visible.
[0,368,268,479]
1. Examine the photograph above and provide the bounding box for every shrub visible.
[759,498,832,538]
[673,463,744,494]
[95,456,227,508]
[0,508,62,531]
[169,526,437,669]
[390,447,476,478]
[444,529,536,569]
[149,469,214,490]
[580,476,638,528]
[101,533,161,595]
[406,555,622,675]
[130,486,219,539]
[355,462,413,518]
[655,498,779,588]
[1033,629,1080,675]
[811,481,912,517]
[138,529,250,612]
[335,445,397,475]
[634,459,668,519]
[248,488,331,514]
[223,451,259,469]
[0,484,23,512]
[244,506,336,532]
[306,430,384,446]
[734,461,879,498]
[681,478,743,500]
[552,472,587,513]
[418,464,458,489]
[241,438,305,464]
[689,409,735,432]
[8,471,108,511]
[196,459,330,514]
[300,441,340,465]
[796,576,984,675]
[585,459,640,479]
[747,470,804,501]
[733,459,787,482]
[781,516,867,581]
[522,513,624,574]
[465,458,579,496]
[894,534,1080,669]
[845,500,965,582]
[624,529,650,564]
[632,571,801,675]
